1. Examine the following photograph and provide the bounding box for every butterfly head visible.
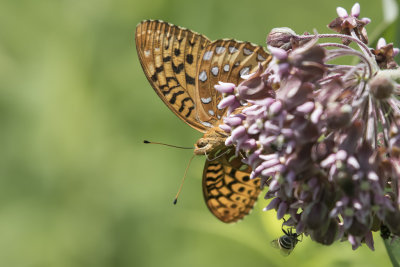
[194,127,227,156]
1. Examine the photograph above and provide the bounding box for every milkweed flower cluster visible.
[216,3,400,250]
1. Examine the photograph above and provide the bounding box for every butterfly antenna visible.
[143,140,193,150]
[173,154,195,205]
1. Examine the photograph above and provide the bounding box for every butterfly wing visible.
[136,20,272,131]
[194,40,271,126]
[135,20,211,132]
[202,149,262,223]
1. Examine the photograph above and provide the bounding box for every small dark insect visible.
[271,226,303,256]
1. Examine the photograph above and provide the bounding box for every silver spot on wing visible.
[211,66,219,76]
[243,48,253,55]
[228,46,238,53]
[201,97,212,104]
[223,64,230,72]
[240,66,250,77]
[215,46,226,54]
[257,53,266,61]
[199,70,208,82]
[203,51,213,60]
[201,121,213,127]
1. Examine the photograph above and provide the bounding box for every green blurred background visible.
[0,0,395,266]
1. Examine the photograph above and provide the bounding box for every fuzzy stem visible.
[350,30,372,60]
[319,42,354,50]
[298,33,373,57]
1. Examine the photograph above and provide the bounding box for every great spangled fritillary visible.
[135,20,271,223]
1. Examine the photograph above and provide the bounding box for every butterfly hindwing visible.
[203,149,262,223]
[135,20,211,132]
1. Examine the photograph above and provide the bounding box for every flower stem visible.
[298,33,373,57]
[383,238,400,267]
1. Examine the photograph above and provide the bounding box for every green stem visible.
[383,238,400,267]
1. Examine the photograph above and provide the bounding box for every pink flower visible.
[215,2,400,251]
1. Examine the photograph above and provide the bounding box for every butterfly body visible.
[136,20,271,223]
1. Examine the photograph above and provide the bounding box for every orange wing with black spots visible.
[135,20,211,132]
[203,150,261,223]
[135,20,272,132]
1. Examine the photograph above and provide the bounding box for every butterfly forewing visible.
[203,150,262,223]
[135,20,211,132]
[195,40,272,126]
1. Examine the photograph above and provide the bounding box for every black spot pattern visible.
[186,54,193,64]
[203,153,262,223]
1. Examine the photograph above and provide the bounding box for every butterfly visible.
[135,20,271,223]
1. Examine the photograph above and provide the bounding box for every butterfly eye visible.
[196,139,207,148]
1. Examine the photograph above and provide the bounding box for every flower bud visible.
[231,125,246,140]
[310,219,338,245]
[219,124,231,133]
[267,27,297,51]
[277,201,288,219]
[302,202,329,230]
[348,217,370,236]
[364,231,375,251]
[269,100,282,114]
[237,65,275,100]
[296,101,315,114]
[326,103,352,129]
[214,81,236,93]
[224,115,243,127]
[218,94,236,109]
[336,7,348,18]
[264,197,280,211]
[369,73,395,99]
[351,3,360,18]
[377,38,387,50]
